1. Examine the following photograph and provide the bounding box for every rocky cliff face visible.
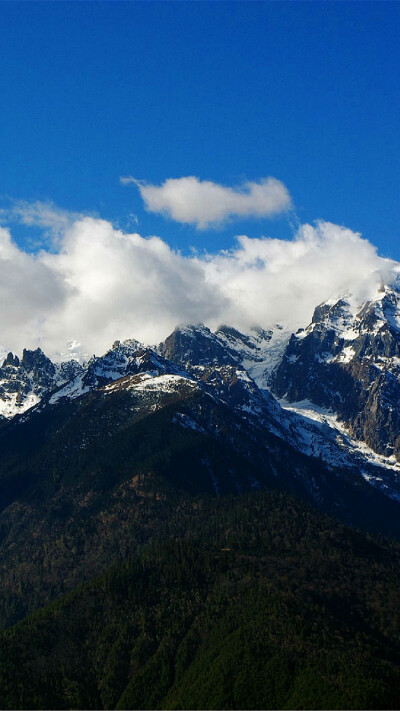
[158,322,290,387]
[158,324,238,367]
[272,283,400,459]
[0,348,83,419]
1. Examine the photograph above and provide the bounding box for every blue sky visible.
[1,1,399,258]
[1,1,400,358]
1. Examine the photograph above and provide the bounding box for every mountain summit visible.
[272,281,400,461]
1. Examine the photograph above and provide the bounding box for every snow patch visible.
[0,391,40,418]
[337,345,355,363]
[49,377,89,403]
[172,412,205,433]
[278,397,400,500]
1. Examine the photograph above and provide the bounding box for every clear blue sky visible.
[1,1,399,258]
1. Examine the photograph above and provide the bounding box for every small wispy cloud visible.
[121,175,292,229]
[0,199,88,245]
[120,176,135,186]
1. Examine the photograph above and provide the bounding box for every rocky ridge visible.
[0,348,83,419]
[2,282,400,508]
[0,312,399,508]
[272,281,400,461]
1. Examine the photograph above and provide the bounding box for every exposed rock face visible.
[3,353,19,367]
[80,339,182,391]
[58,359,84,382]
[158,323,290,388]
[158,324,238,368]
[0,348,83,418]
[272,284,400,459]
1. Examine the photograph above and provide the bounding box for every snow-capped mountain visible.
[272,281,400,462]
[0,322,290,421]
[158,322,290,387]
[3,282,400,526]
[0,348,84,419]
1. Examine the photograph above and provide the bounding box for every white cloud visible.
[122,176,292,228]
[199,222,398,331]
[0,226,68,351]
[0,212,398,360]
[39,217,227,356]
[0,200,88,245]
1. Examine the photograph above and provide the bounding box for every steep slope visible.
[158,322,290,386]
[1,492,400,710]
[0,364,347,627]
[158,323,238,368]
[272,282,400,461]
[157,323,400,504]
[216,323,291,387]
[0,348,83,418]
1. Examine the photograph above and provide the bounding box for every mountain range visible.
[2,280,400,504]
[2,280,400,708]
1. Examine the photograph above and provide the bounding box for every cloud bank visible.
[0,215,397,361]
[122,176,292,228]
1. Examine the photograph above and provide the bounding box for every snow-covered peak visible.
[356,284,400,335]
[272,282,400,465]
[158,323,237,368]
[0,347,82,419]
[82,340,174,390]
[216,323,291,389]
[157,321,291,388]
[306,282,400,340]
[174,323,214,339]
[216,325,265,353]
[111,337,143,354]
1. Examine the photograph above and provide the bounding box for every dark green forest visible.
[1,491,400,710]
[1,376,400,709]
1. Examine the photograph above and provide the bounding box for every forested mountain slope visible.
[1,492,400,710]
